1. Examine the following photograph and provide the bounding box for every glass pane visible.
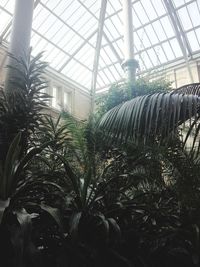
[0,12,10,35]
[141,0,157,20]
[172,0,192,8]
[161,17,175,38]
[187,2,200,28]
[75,43,95,67]
[83,0,101,15]
[170,39,183,58]
[106,1,117,14]
[36,14,59,36]
[111,39,124,58]
[134,2,149,25]
[41,0,59,10]
[162,41,176,60]
[152,20,167,41]
[194,27,200,48]
[134,32,144,51]
[140,51,154,69]
[109,65,121,80]
[104,19,121,42]
[33,7,50,30]
[61,59,92,88]
[178,7,193,31]
[187,31,200,52]
[0,0,10,7]
[99,50,112,66]
[132,8,142,28]
[96,74,106,89]
[150,0,166,16]
[98,71,110,86]
[154,45,167,63]
[137,29,151,48]
[1,0,14,13]
[147,48,160,65]
[145,24,159,45]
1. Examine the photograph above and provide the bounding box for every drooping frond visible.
[98,92,200,146]
[173,83,200,96]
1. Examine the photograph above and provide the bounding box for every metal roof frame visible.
[0,0,200,92]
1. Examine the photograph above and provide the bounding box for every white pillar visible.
[5,0,34,93]
[123,0,134,60]
[122,0,138,83]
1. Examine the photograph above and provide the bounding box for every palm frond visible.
[174,83,200,96]
[98,92,200,146]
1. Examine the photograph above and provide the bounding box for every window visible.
[64,91,72,113]
[52,86,58,109]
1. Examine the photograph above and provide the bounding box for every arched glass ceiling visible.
[0,0,200,92]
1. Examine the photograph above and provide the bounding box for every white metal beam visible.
[90,0,107,112]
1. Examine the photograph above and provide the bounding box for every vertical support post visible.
[90,0,107,114]
[122,0,138,83]
[5,0,34,93]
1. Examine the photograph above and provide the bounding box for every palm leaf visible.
[0,133,21,199]
[4,133,21,198]
[98,92,200,146]
[174,83,200,96]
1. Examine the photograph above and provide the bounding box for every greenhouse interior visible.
[0,0,200,266]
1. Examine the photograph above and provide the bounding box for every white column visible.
[5,0,34,93]
[122,0,138,83]
[123,0,134,60]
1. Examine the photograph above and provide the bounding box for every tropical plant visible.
[0,51,50,160]
[0,51,51,217]
[0,132,52,202]
[0,52,60,266]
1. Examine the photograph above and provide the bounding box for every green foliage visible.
[0,132,54,201]
[96,78,172,115]
[99,92,200,149]
[0,52,50,160]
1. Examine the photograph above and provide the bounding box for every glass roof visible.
[0,0,200,92]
